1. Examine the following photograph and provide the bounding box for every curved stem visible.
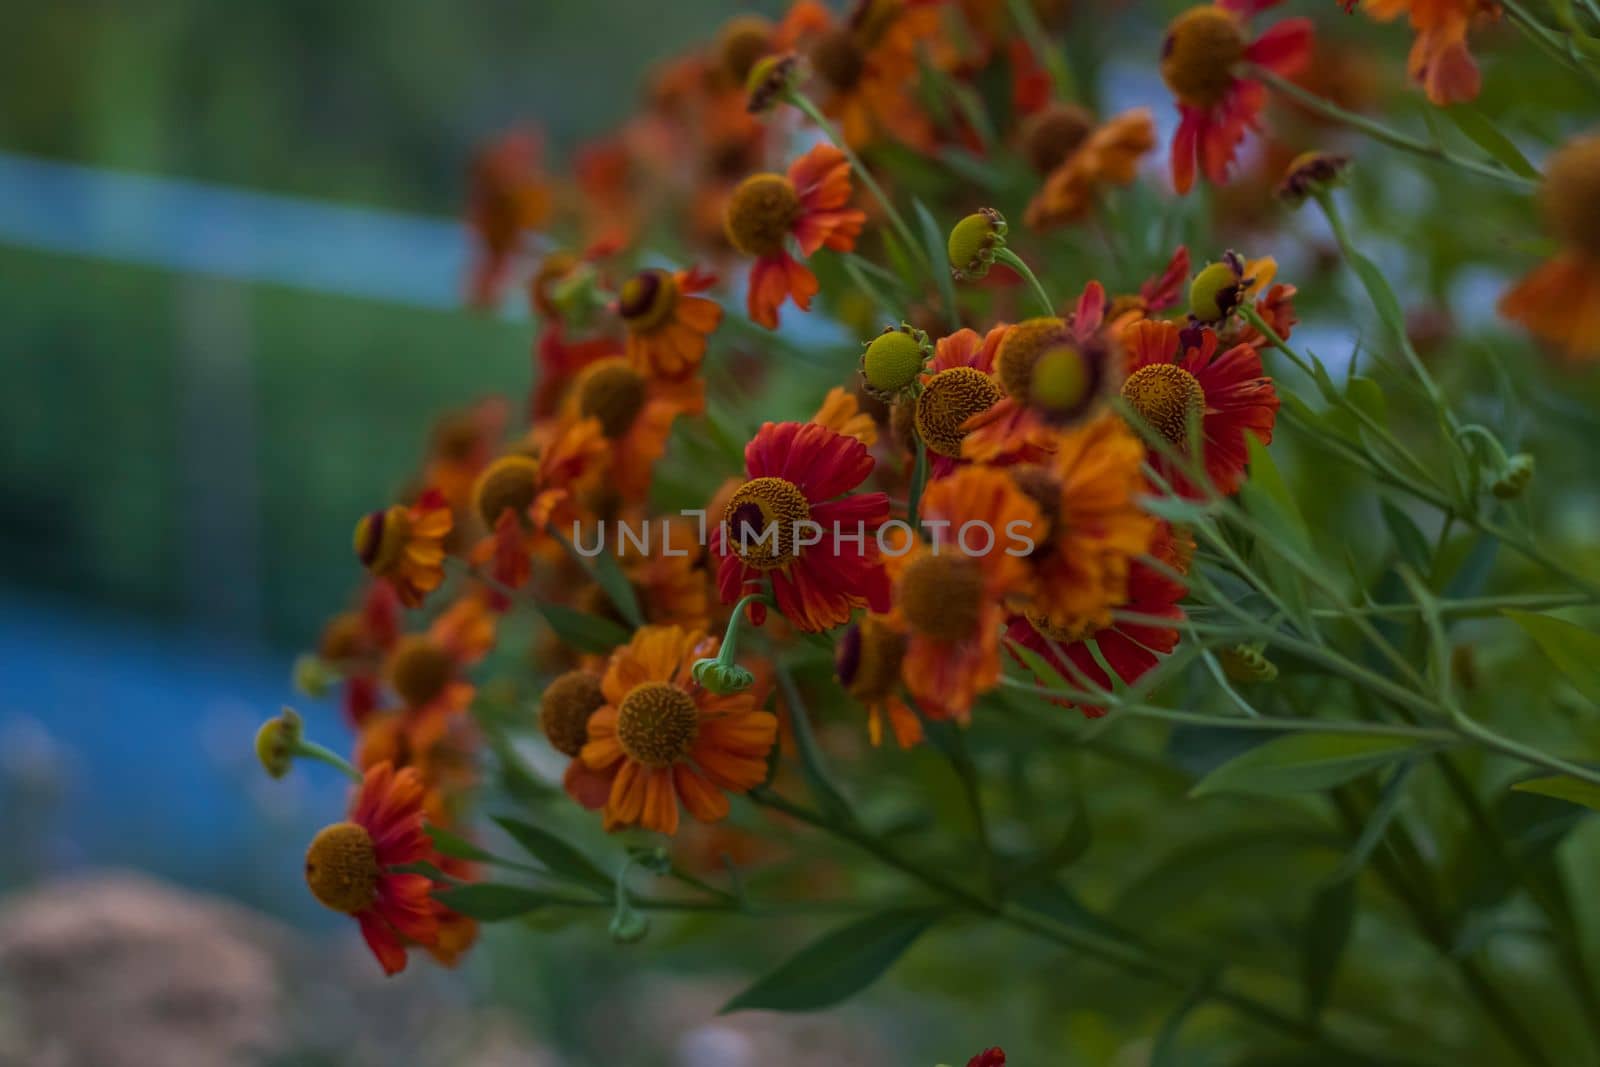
[994,246,1056,316]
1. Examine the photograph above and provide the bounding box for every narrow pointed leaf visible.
[721,909,941,1013]
[1504,610,1600,704]
[434,883,560,921]
[1511,775,1600,812]
[1191,733,1426,798]
[537,603,632,655]
[492,815,611,890]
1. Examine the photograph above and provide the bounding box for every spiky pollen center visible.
[540,670,606,757]
[725,174,801,257]
[899,554,985,642]
[618,269,680,334]
[723,476,812,569]
[835,617,908,701]
[387,635,455,708]
[1160,6,1245,109]
[616,681,700,767]
[305,822,380,915]
[1021,103,1095,174]
[915,367,1003,457]
[578,358,649,439]
[354,505,410,574]
[1543,135,1600,257]
[474,455,542,529]
[1122,363,1206,445]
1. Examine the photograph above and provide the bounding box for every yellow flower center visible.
[473,455,542,529]
[810,28,866,91]
[354,505,411,574]
[723,476,812,569]
[725,174,801,257]
[1160,6,1245,109]
[1122,363,1206,445]
[305,821,380,915]
[386,634,455,708]
[540,670,607,757]
[861,329,927,396]
[578,358,649,439]
[616,681,700,767]
[618,268,680,334]
[1542,134,1600,257]
[1020,103,1095,174]
[900,555,985,642]
[1026,611,1100,644]
[835,616,908,701]
[718,15,775,86]
[915,367,1003,457]
[996,317,1070,400]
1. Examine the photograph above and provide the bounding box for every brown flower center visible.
[723,476,812,569]
[1543,134,1600,257]
[618,268,680,334]
[899,554,984,642]
[915,367,1003,457]
[353,505,411,574]
[835,617,908,701]
[1020,103,1096,174]
[811,28,866,91]
[386,635,455,708]
[473,455,542,529]
[616,681,700,767]
[725,174,801,257]
[1007,464,1062,549]
[305,822,380,915]
[578,358,649,439]
[1122,363,1206,445]
[540,670,607,757]
[1160,6,1245,109]
[718,15,775,86]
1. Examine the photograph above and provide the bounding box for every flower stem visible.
[293,739,361,782]
[1250,67,1538,191]
[994,247,1056,316]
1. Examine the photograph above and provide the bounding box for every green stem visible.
[1251,67,1538,191]
[994,246,1056,316]
[293,739,361,781]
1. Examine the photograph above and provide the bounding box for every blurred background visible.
[5,2,1600,1065]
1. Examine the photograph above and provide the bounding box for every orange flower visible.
[611,515,714,632]
[353,490,453,609]
[465,129,553,307]
[303,762,439,975]
[423,398,510,515]
[1023,414,1158,638]
[725,144,866,329]
[580,626,778,834]
[1362,0,1497,106]
[811,385,879,446]
[1499,134,1600,364]
[1023,107,1157,230]
[562,356,704,502]
[835,615,922,746]
[620,266,724,381]
[887,467,1041,722]
[912,325,1011,478]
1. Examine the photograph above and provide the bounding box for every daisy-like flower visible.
[812,385,880,446]
[465,129,553,307]
[563,355,705,502]
[1022,105,1158,230]
[469,421,609,590]
[963,283,1117,465]
[911,325,1010,477]
[1121,318,1279,498]
[316,579,403,728]
[539,669,616,810]
[1361,0,1497,106]
[1007,524,1191,717]
[1020,414,1158,639]
[353,490,453,609]
[381,587,497,712]
[1159,1,1312,194]
[303,762,438,976]
[887,467,1042,722]
[619,265,724,381]
[835,615,921,747]
[580,625,778,834]
[724,144,866,329]
[712,421,892,633]
[1499,134,1600,364]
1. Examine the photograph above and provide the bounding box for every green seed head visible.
[948,208,1007,281]
[859,325,931,400]
[1188,260,1241,323]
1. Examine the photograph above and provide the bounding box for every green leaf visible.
[1444,106,1541,180]
[1511,775,1600,811]
[721,909,941,1014]
[1150,972,1217,1067]
[1346,376,1388,426]
[1347,249,1407,345]
[1006,638,1073,694]
[1302,878,1356,1022]
[1190,733,1427,798]
[549,529,644,628]
[913,198,960,330]
[1240,436,1310,552]
[434,883,559,921]
[1504,610,1600,704]
[425,825,499,865]
[1380,500,1431,574]
[538,603,632,655]
[492,816,611,890]
[1006,802,1092,888]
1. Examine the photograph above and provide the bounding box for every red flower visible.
[1161,1,1312,193]
[1121,319,1279,498]
[968,1050,1006,1067]
[711,421,891,632]
[725,145,866,329]
[304,762,439,976]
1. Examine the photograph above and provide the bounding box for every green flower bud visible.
[255,707,304,780]
[1188,260,1241,323]
[948,208,1007,281]
[1491,453,1534,499]
[693,657,755,694]
[859,324,931,400]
